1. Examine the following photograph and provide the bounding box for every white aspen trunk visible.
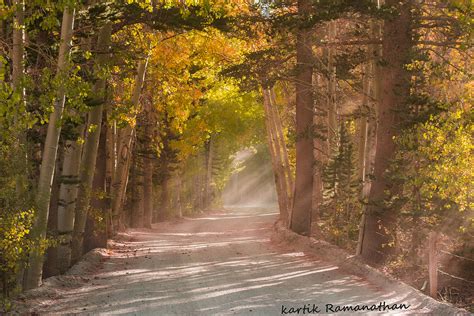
[24,7,75,290]
[357,63,372,186]
[83,120,108,251]
[356,18,382,256]
[269,89,294,204]
[56,31,96,264]
[311,73,324,233]
[70,24,112,264]
[355,64,372,256]
[267,89,292,221]
[130,152,144,228]
[262,88,288,223]
[363,19,381,199]
[56,134,83,273]
[42,149,63,279]
[111,60,148,233]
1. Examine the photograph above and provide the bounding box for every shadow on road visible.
[20,208,430,315]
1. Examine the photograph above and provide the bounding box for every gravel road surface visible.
[16,207,445,315]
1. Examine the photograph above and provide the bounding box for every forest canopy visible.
[0,0,472,311]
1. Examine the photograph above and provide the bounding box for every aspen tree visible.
[71,24,113,264]
[24,6,75,290]
[111,60,148,233]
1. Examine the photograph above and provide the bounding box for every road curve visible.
[18,207,441,315]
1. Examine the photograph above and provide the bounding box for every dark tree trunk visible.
[160,176,169,221]
[290,0,314,235]
[360,0,413,264]
[143,103,154,228]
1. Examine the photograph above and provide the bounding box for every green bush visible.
[0,209,34,308]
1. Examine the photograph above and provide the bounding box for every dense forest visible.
[0,0,472,312]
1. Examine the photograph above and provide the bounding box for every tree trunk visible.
[24,7,75,290]
[143,140,154,226]
[71,24,112,264]
[290,0,314,235]
[359,0,413,264]
[56,132,83,272]
[11,0,26,129]
[357,1,383,258]
[12,1,25,122]
[141,100,154,227]
[84,115,108,252]
[126,154,137,227]
[194,152,206,212]
[142,162,153,227]
[11,0,27,288]
[175,174,183,218]
[204,135,214,209]
[132,150,145,228]
[356,62,377,256]
[269,88,294,215]
[111,60,148,233]
[326,21,338,155]
[42,147,63,278]
[160,176,170,220]
[12,0,27,195]
[105,117,116,235]
[262,88,287,222]
[357,64,371,183]
[311,73,324,233]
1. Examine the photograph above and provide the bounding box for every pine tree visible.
[322,121,360,247]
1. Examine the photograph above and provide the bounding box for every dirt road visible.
[17,207,448,315]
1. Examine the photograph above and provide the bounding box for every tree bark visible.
[12,0,25,171]
[262,88,287,222]
[131,150,145,228]
[105,117,116,235]
[204,135,214,209]
[359,0,413,264]
[111,59,148,233]
[56,131,83,273]
[24,7,75,290]
[12,0,24,119]
[42,147,63,278]
[71,24,112,264]
[142,105,154,228]
[311,73,324,232]
[290,0,314,235]
[11,0,27,287]
[84,114,108,252]
[160,175,170,220]
[269,89,294,215]
[175,174,183,218]
[326,21,338,155]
